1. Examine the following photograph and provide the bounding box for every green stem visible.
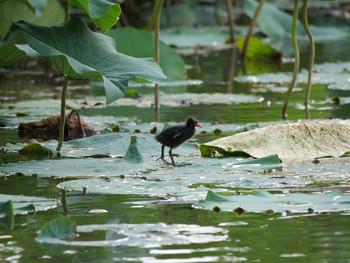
[64,2,69,23]
[302,0,314,119]
[154,0,163,122]
[240,0,266,61]
[56,77,69,151]
[225,0,236,44]
[145,0,164,31]
[282,0,300,119]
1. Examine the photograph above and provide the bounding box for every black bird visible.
[155,117,201,166]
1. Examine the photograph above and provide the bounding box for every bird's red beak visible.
[196,122,202,128]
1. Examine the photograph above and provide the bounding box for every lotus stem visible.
[240,0,266,61]
[61,182,68,216]
[56,77,69,151]
[302,0,315,119]
[225,0,236,44]
[154,0,164,122]
[225,0,236,92]
[145,0,164,31]
[282,0,300,119]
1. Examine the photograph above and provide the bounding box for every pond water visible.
[1,10,350,263]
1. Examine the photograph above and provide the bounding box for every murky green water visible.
[1,177,350,262]
[1,17,350,263]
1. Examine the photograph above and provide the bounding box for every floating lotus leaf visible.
[200,120,350,162]
[0,194,58,212]
[194,190,350,214]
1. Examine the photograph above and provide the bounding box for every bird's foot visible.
[156,157,173,166]
[175,162,192,167]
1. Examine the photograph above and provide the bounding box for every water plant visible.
[0,0,167,151]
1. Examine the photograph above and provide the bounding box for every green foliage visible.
[244,0,350,41]
[0,17,166,104]
[107,27,186,80]
[0,0,64,40]
[123,136,143,163]
[19,142,56,160]
[0,200,14,230]
[233,154,282,172]
[18,0,46,16]
[195,190,350,214]
[66,0,121,33]
[236,37,280,60]
[38,216,76,240]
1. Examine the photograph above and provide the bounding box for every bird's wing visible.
[166,127,183,141]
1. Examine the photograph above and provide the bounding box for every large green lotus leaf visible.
[106,27,186,80]
[38,221,227,246]
[0,133,199,177]
[244,0,350,41]
[1,132,310,195]
[0,193,58,214]
[0,0,64,40]
[57,154,308,200]
[200,120,350,162]
[16,0,46,16]
[57,177,210,199]
[57,164,308,200]
[66,0,121,33]
[0,17,166,104]
[194,190,350,214]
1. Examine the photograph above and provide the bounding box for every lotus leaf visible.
[66,0,121,33]
[244,0,350,41]
[194,190,350,214]
[106,27,186,80]
[17,0,46,16]
[38,216,76,240]
[0,17,167,104]
[0,0,64,41]
[0,193,58,215]
[200,120,350,162]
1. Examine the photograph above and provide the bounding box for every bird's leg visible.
[169,148,176,166]
[156,145,172,165]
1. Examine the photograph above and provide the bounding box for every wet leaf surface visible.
[201,120,350,162]
[0,193,58,215]
[194,190,350,214]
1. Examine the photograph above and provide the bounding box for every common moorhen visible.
[155,117,201,166]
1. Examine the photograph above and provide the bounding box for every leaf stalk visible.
[282,0,300,119]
